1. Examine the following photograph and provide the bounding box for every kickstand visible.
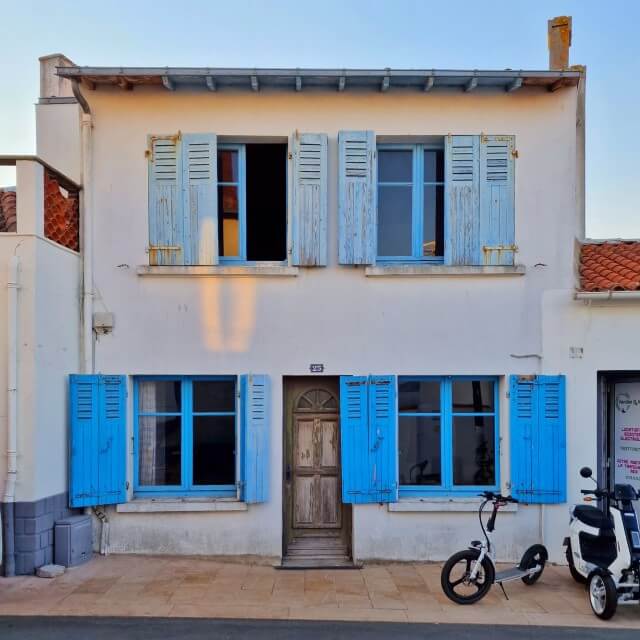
[498,582,509,601]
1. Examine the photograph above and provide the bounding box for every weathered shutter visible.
[510,375,566,504]
[70,375,127,507]
[291,132,328,266]
[445,135,480,265]
[368,375,398,502]
[479,135,515,265]
[182,133,218,265]
[148,134,184,265]
[338,131,377,265]
[340,375,398,504]
[241,374,270,503]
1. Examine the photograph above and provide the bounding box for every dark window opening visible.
[246,144,287,261]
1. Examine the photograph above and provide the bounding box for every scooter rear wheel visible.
[565,542,587,584]
[588,572,617,620]
[441,549,494,605]
[519,544,548,585]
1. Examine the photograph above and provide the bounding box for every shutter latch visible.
[511,149,519,158]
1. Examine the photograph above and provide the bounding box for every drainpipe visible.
[73,81,93,374]
[2,254,20,576]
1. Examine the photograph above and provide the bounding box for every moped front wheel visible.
[441,549,495,604]
[588,572,617,620]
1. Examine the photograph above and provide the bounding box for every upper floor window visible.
[377,144,444,262]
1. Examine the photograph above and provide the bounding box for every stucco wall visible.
[40,85,580,561]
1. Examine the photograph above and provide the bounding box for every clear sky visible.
[1,0,638,238]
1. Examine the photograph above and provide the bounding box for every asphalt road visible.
[0,618,636,639]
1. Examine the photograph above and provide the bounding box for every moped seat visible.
[574,505,613,530]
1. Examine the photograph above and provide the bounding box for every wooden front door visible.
[284,378,351,564]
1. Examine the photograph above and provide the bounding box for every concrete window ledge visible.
[388,498,518,513]
[365,264,526,277]
[116,498,248,513]
[137,265,299,277]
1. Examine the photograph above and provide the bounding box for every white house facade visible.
[5,20,638,576]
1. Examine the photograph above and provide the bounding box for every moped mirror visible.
[580,467,593,479]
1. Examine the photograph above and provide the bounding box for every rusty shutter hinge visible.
[512,149,519,158]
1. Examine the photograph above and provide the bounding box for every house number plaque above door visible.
[309,364,324,373]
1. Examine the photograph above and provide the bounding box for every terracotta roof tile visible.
[579,241,640,291]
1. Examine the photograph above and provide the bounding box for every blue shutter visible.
[338,131,377,265]
[241,374,270,503]
[70,374,127,507]
[182,133,218,265]
[479,135,515,265]
[510,375,566,504]
[291,132,328,266]
[445,135,480,265]
[148,134,184,265]
[340,376,398,504]
[368,376,398,502]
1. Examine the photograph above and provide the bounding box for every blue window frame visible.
[218,144,246,263]
[398,376,499,497]
[134,376,237,497]
[377,143,445,263]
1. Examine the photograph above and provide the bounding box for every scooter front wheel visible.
[588,572,617,620]
[441,549,495,605]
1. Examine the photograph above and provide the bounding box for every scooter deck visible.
[495,567,529,583]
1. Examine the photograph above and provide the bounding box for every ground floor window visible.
[398,376,498,496]
[134,376,237,497]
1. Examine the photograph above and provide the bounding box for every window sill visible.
[116,498,248,513]
[388,498,518,513]
[365,264,526,277]
[137,265,299,277]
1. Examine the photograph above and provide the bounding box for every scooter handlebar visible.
[479,491,519,504]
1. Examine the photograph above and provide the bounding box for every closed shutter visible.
[338,131,377,265]
[148,134,184,265]
[69,375,127,507]
[444,135,480,265]
[291,132,328,266]
[241,374,270,503]
[182,133,218,265]
[479,135,515,265]
[340,375,398,504]
[510,375,566,504]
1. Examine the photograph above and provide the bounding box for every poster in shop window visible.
[614,382,640,491]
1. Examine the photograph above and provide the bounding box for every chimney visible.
[39,53,75,99]
[548,16,572,70]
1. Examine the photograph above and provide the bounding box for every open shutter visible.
[445,135,480,265]
[241,374,270,503]
[148,134,184,265]
[182,133,218,265]
[368,376,398,502]
[510,375,566,504]
[338,131,377,265]
[291,132,328,266]
[340,376,398,504]
[70,375,127,507]
[479,135,515,265]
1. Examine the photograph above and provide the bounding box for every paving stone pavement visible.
[1,555,640,629]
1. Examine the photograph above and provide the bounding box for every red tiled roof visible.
[580,241,640,292]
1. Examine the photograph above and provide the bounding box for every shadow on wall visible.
[199,279,257,352]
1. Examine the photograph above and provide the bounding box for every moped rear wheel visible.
[441,549,494,604]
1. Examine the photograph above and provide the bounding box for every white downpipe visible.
[81,113,94,374]
[4,255,20,504]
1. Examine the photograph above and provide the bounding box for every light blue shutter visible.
[340,376,398,504]
[241,374,270,503]
[148,134,184,265]
[510,375,566,504]
[291,132,328,266]
[368,375,398,502]
[338,131,377,265]
[445,135,480,265]
[479,135,515,265]
[182,133,218,265]
[70,375,127,507]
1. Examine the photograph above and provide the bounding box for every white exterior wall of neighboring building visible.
[29,82,581,562]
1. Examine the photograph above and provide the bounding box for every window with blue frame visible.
[398,377,498,495]
[218,143,287,263]
[377,144,444,262]
[134,377,237,496]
